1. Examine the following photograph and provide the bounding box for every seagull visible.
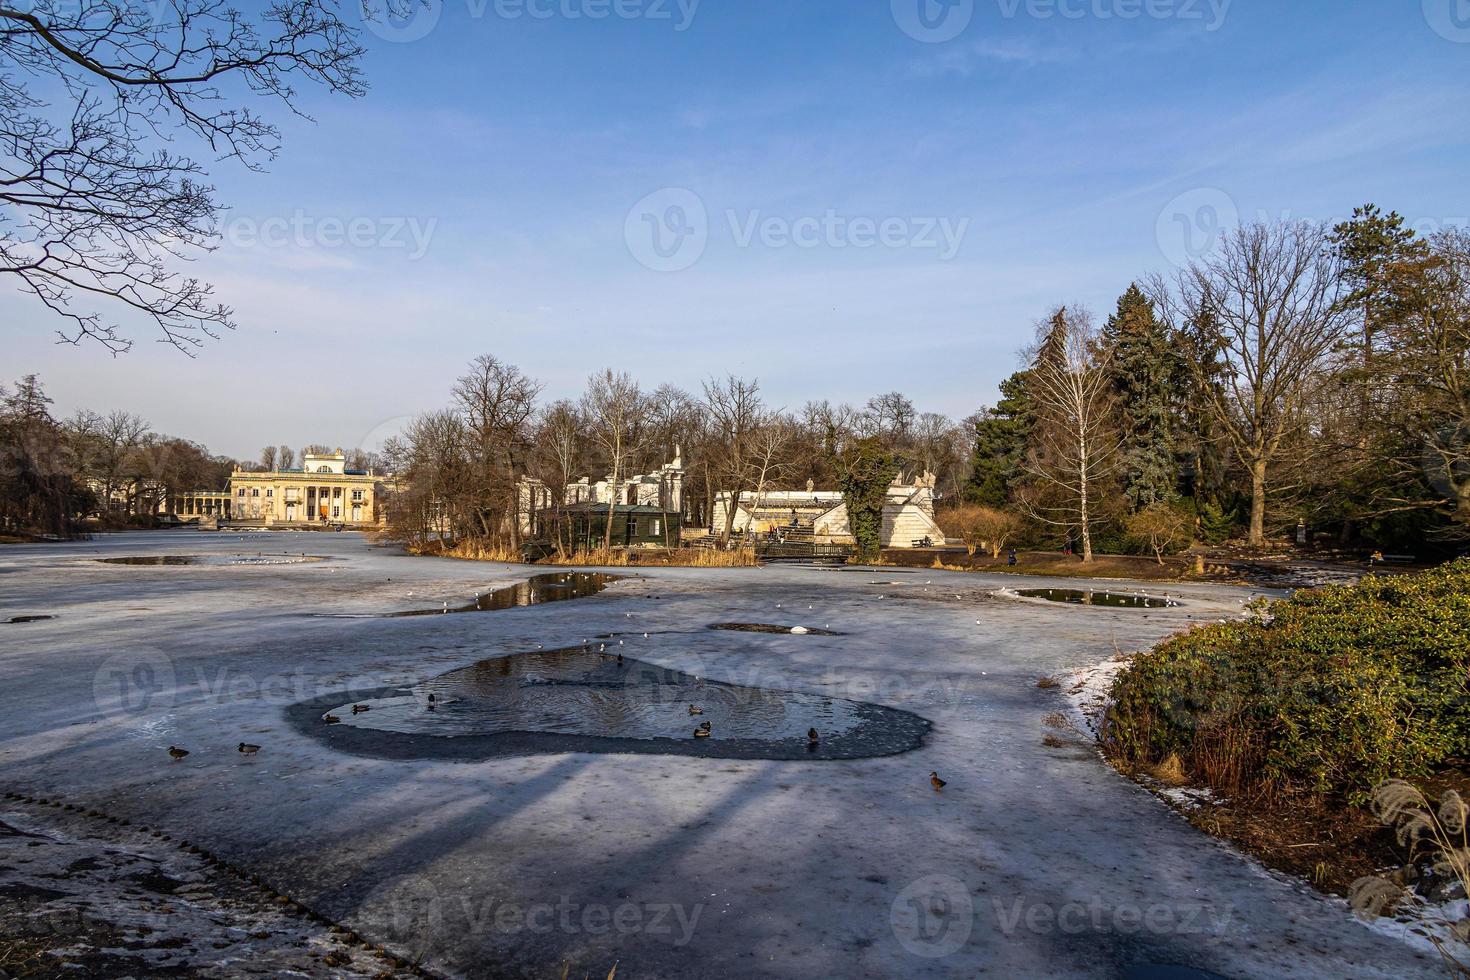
[168,746,189,761]
[930,771,947,792]
[237,742,260,756]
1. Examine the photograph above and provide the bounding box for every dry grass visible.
[1149,752,1190,787]
[1042,734,1067,748]
[1036,676,1060,689]
[544,547,760,568]
[407,539,523,563]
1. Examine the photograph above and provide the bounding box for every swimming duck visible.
[351,704,370,715]
[323,714,341,724]
[807,728,819,743]
[693,726,712,739]
[688,705,704,716]
[930,771,947,792]
[238,742,260,756]
[168,746,189,761]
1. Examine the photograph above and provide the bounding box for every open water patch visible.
[288,646,929,761]
[708,623,838,635]
[1012,588,1176,609]
[380,572,622,618]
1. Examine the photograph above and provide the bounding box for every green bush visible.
[1103,559,1470,801]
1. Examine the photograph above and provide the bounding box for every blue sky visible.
[5,0,1468,458]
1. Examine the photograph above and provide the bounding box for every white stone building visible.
[711,471,946,548]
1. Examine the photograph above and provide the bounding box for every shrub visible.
[939,504,1023,557]
[1124,502,1193,564]
[1102,560,1470,801]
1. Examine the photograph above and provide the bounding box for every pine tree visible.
[1102,285,1181,509]
[966,372,1032,507]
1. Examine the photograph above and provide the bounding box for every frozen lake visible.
[0,531,1442,978]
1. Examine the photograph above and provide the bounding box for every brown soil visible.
[1134,769,1470,897]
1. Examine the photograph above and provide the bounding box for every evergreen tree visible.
[966,372,1032,507]
[1102,285,1181,509]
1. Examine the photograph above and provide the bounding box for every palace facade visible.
[228,451,381,526]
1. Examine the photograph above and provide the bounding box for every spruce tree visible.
[1102,285,1181,509]
[966,372,1032,507]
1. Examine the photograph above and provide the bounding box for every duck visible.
[930,771,947,792]
[237,742,260,756]
[688,705,704,716]
[168,746,189,761]
[427,693,437,711]
[693,725,712,739]
[807,728,819,744]
[351,704,370,715]
[322,714,341,724]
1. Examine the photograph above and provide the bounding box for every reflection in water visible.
[325,647,928,757]
[389,572,620,617]
[1016,588,1174,609]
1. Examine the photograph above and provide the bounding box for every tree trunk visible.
[1248,458,1267,547]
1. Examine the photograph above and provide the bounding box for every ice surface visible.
[0,531,1441,978]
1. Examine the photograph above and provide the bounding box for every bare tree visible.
[1151,221,1350,546]
[277,445,295,471]
[259,446,278,473]
[452,355,541,545]
[0,0,366,353]
[529,399,587,556]
[582,370,647,551]
[702,375,763,544]
[1016,306,1120,562]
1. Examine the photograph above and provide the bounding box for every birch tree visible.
[582,370,647,551]
[1017,306,1120,563]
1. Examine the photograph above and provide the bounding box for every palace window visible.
[265,489,273,498]
[237,488,246,497]
[251,488,260,497]
[352,490,364,501]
